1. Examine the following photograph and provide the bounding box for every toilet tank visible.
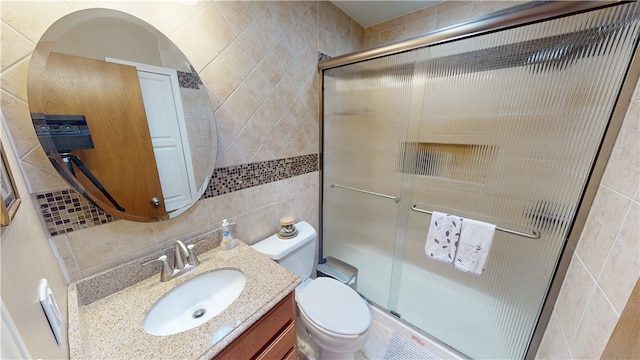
[251,221,317,280]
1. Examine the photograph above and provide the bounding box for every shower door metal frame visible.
[318,1,640,359]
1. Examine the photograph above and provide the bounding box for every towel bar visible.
[410,204,541,239]
[330,184,400,203]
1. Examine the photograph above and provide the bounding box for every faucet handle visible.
[187,244,200,267]
[143,255,173,282]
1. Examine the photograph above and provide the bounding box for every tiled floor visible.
[297,318,439,360]
[298,321,393,360]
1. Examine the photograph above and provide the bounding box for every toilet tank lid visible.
[251,221,316,260]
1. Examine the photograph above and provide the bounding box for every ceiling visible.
[331,1,441,27]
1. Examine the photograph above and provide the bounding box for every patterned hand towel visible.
[453,218,496,275]
[424,211,463,263]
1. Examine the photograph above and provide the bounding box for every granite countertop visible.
[67,241,300,359]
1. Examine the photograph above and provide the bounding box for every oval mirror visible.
[27,9,217,222]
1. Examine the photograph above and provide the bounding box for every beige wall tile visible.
[405,17,437,39]
[406,5,438,23]
[67,220,156,272]
[472,1,515,18]
[0,94,37,158]
[575,186,632,276]
[1,56,29,101]
[152,200,212,249]
[601,100,640,197]
[569,287,620,359]
[229,126,262,164]
[235,21,272,64]
[234,203,281,245]
[0,22,33,71]
[200,84,222,112]
[213,105,244,148]
[242,1,270,21]
[206,190,248,225]
[19,158,69,194]
[215,144,245,168]
[169,4,235,71]
[0,1,72,43]
[535,310,571,360]
[364,32,381,49]
[255,5,287,51]
[632,77,640,101]
[50,234,81,282]
[436,1,471,15]
[597,202,640,313]
[214,1,253,35]
[540,74,640,360]
[98,1,208,38]
[554,254,596,342]
[380,25,406,45]
[245,182,278,211]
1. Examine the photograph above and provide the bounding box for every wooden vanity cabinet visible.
[215,291,297,360]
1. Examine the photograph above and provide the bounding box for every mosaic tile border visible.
[318,51,332,62]
[204,154,319,198]
[36,189,118,236]
[36,154,319,237]
[177,65,203,89]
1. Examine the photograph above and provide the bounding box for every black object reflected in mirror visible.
[32,112,125,212]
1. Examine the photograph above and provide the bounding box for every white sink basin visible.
[144,269,246,336]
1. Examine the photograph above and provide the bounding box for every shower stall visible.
[319,2,640,359]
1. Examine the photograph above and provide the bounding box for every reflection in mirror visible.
[27,9,217,221]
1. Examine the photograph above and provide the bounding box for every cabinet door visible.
[215,292,296,360]
[255,322,297,360]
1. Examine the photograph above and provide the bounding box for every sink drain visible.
[192,308,206,319]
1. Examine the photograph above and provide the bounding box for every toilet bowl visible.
[251,221,372,360]
[297,277,371,358]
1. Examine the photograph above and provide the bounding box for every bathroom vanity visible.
[215,292,297,360]
[67,241,300,359]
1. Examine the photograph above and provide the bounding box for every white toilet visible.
[251,221,371,360]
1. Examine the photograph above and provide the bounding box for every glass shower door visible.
[322,52,417,308]
[393,4,640,359]
[322,2,640,359]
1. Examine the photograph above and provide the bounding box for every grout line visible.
[567,253,599,346]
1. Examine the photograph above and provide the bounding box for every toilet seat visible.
[296,277,371,336]
[298,306,358,340]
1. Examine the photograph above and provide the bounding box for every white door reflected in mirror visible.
[108,58,197,217]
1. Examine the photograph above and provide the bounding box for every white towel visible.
[424,211,463,264]
[453,218,496,275]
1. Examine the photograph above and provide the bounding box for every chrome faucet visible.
[143,240,200,282]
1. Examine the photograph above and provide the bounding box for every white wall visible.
[0,118,69,359]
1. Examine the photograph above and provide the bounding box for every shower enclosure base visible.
[367,304,466,360]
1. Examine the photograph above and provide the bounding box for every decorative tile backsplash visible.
[318,51,332,62]
[177,65,203,90]
[204,154,319,197]
[36,154,319,236]
[36,190,118,236]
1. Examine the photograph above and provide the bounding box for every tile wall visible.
[363,1,525,48]
[365,2,640,358]
[536,80,640,359]
[0,1,363,281]
[2,0,637,357]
